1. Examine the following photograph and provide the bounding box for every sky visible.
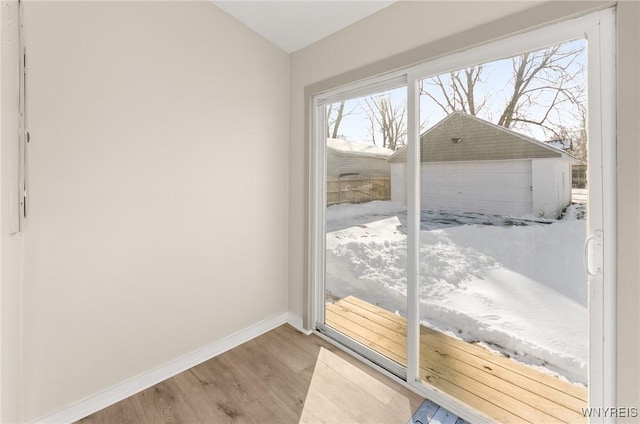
[329,38,586,148]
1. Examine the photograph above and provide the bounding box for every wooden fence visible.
[327,175,391,205]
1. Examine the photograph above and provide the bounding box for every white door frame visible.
[310,8,616,423]
[311,75,411,380]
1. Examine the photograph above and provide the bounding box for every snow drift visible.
[326,202,588,385]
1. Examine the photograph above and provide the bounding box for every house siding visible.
[531,158,573,218]
[389,113,562,163]
[327,150,391,178]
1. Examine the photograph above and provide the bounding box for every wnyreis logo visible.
[581,407,639,418]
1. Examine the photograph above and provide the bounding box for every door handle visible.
[584,230,603,276]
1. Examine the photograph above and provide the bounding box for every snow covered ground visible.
[325,200,588,385]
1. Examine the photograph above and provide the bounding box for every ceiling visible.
[212,1,396,53]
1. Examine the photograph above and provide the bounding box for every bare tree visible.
[554,108,587,162]
[327,101,357,139]
[326,101,343,139]
[420,66,487,116]
[419,41,586,141]
[362,94,407,150]
[497,43,586,138]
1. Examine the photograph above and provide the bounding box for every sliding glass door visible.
[318,83,410,376]
[415,38,591,423]
[313,9,615,423]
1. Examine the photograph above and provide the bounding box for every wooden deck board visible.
[342,296,587,402]
[326,296,587,424]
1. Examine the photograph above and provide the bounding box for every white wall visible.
[531,159,556,218]
[532,159,573,218]
[532,158,572,218]
[558,160,572,213]
[390,163,406,204]
[289,0,640,414]
[21,1,289,421]
[614,2,640,414]
[1,1,24,422]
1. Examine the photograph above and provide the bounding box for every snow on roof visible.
[546,140,572,150]
[327,138,394,159]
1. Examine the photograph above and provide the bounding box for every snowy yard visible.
[325,201,588,386]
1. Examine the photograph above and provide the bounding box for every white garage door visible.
[421,160,533,216]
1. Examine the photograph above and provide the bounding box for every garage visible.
[421,160,532,216]
[389,112,578,218]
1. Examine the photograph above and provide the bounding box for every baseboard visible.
[33,312,290,424]
[286,312,312,335]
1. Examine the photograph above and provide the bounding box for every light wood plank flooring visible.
[78,324,428,424]
[326,296,588,424]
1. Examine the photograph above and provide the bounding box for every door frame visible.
[311,75,411,380]
[310,8,616,423]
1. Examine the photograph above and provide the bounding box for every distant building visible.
[388,112,579,218]
[326,139,394,205]
[326,138,394,178]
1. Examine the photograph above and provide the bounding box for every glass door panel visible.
[323,86,409,371]
[416,39,590,422]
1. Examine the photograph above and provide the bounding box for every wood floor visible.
[78,324,428,424]
[326,296,588,424]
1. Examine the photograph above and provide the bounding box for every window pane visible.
[417,38,589,422]
[324,86,409,367]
